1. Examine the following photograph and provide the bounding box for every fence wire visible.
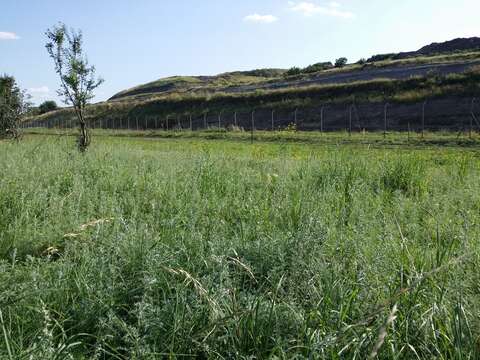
[23,97,480,134]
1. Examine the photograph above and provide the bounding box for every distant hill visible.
[110,37,480,102]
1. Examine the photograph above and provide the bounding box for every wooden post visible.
[190,114,193,131]
[166,115,170,131]
[136,117,139,131]
[204,113,207,129]
[218,112,221,129]
[234,112,237,127]
[294,108,298,129]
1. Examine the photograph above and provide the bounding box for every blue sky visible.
[1,0,479,104]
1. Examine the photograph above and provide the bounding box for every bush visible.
[286,67,302,76]
[367,53,396,63]
[335,57,348,68]
[39,100,58,114]
[0,75,29,139]
[303,62,334,73]
[285,62,334,77]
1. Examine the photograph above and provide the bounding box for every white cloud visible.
[0,32,20,40]
[28,86,50,94]
[288,1,355,19]
[244,13,279,24]
[28,86,52,105]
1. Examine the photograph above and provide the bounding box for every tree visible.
[45,23,103,151]
[0,75,29,140]
[335,57,348,68]
[39,100,58,114]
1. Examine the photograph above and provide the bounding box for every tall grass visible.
[0,135,479,358]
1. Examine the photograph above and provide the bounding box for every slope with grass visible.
[110,69,286,101]
[1,135,480,358]
[31,38,480,131]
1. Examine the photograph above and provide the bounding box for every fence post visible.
[294,108,298,129]
[190,114,193,131]
[251,110,255,144]
[234,112,237,127]
[349,105,352,136]
[271,109,275,131]
[422,100,427,139]
[320,106,324,133]
[470,98,476,139]
[166,115,170,131]
[384,103,389,139]
[204,113,207,129]
[218,112,221,129]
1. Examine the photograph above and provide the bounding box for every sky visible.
[1,0,479,105]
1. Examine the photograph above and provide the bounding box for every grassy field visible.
[1,133,480,359]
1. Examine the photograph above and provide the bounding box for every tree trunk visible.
[77,106,90,151]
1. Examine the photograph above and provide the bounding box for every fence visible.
[22,97,480,136]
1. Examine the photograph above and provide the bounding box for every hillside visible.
[32,37,480,132]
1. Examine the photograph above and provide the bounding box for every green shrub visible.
[335,57,348,68]
[38,100,58,114]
